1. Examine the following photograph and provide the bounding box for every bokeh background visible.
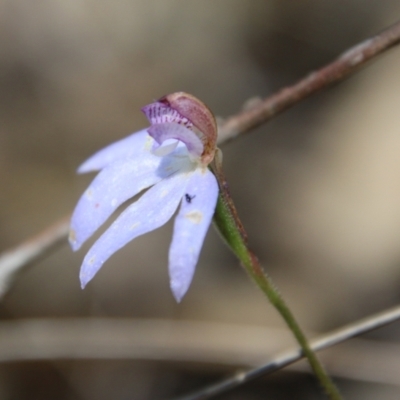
[1,1,400,398]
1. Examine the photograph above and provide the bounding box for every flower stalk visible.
[211,150,342,400]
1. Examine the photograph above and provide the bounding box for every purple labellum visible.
[142,102,193,128]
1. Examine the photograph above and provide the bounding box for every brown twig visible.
[1,20,400,300]
[177,304,400,400]
[0,216,70,298]
[217,20,400,144]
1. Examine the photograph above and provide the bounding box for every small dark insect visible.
[185,193,196,203]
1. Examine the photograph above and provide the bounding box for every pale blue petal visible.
[147,123,203,158]
[78,129,153,173]
[71,146,195,251]
[79,171,193,288]
[168,168,218,302]
[70,151,164,251]
[151,139,179,157]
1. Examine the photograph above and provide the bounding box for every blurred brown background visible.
[1,1,400,399]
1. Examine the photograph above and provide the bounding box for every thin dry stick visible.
[176,304,400,400]
[217,20,400,144]
[1,21,400,303]
[0,216,70,298]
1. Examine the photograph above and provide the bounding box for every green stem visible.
[211,151,342,400]
[240,250,341,400]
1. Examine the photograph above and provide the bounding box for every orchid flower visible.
[69,93,219,301]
